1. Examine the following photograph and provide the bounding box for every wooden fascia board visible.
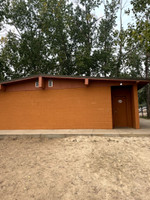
[0,84,5,91]
[0,75,150,86]
[84,78,89,85]
[38,76,44,89]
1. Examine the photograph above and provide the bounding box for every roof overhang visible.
[0,75,149,90]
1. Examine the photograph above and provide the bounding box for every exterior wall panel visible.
[0,86,112,129]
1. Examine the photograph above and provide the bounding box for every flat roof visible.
[0,74,150,89]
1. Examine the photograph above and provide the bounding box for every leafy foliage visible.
[130,0,150,117]
[0,0,119,79]
[92,0,118,77]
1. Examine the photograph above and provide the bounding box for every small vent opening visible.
[48,79,53,87]
[35,81,39,87]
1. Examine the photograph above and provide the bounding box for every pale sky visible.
[94,0,134,30]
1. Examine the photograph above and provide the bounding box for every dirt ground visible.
[1,136,150,200]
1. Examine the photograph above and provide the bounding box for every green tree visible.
[1,0,75,78]
[0,0,120,79]
[124,27,143,78]
[39,0,76,75]
[92,0,118,77]
[0,0,6,81]
[71,0,101,76]
[123,1,150,118]
[128,0,150,117]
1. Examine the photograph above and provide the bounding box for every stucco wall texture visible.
[0,86,112,130]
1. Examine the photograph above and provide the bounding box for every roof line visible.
[0,74,150,85]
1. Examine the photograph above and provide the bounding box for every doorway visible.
[111,86,133,128]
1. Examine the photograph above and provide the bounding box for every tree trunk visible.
[116,0,123,78]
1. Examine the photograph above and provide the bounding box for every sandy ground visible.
[1,136,150,200]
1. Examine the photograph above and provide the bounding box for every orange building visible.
[0,75,149,130]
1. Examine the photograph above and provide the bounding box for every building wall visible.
[131,84,140,129]
[0,83,113,129]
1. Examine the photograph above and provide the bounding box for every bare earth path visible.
[1,134,150,200]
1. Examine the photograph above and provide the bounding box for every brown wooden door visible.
[112,86,133,128]
[112,96,128,128]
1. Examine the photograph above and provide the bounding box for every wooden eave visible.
[0,75,149,90]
